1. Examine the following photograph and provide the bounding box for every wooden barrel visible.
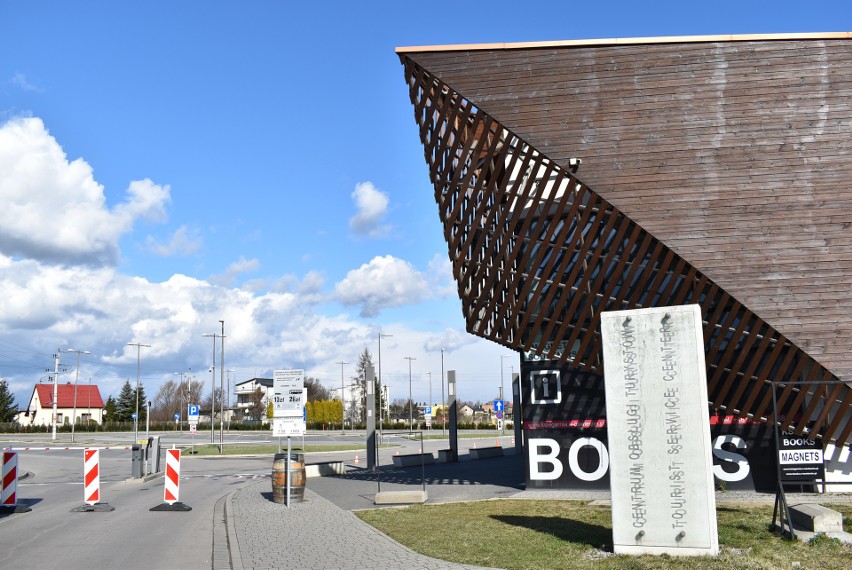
[271,453,305,504]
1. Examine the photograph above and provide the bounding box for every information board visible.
[273,370,305,418]
[601,304,718,556]
[779,435,825,481]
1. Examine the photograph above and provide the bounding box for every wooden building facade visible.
[396,33,852,447]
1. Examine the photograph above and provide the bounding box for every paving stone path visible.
[224,479,495,570]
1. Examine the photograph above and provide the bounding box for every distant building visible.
[234,377,272,421]
[19,383,104,426]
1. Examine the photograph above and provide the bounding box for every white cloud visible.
[10,73,41,92]
[146,225,202,256]
[423,328,478,353]
[208,256,261,287]
[349,181,391,238]
[334,255,432,317]
[0,117,171,267]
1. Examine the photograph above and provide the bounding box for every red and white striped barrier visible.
[151,448,191,511]
[163,449,181,504]
[2,451,17,506]
[70,448,114,512]
[83,448,100,505]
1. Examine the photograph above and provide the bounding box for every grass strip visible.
[356,499,852,570]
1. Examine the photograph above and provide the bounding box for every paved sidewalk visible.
[222,479,496,570]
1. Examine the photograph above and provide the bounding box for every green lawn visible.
[356,500,852,570]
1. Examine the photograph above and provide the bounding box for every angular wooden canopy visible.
[397,33,852,445]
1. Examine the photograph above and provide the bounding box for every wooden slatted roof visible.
[397,34,852,445]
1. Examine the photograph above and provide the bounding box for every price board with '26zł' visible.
[273,370,304,418]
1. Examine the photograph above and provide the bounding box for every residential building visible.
[19,383,104,426]
[233,377,272,421]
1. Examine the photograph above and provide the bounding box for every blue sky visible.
[1,1,850,409]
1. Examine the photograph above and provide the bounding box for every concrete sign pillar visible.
[366,366,376,470]
[601,304,718,556]
[448,371,458,462]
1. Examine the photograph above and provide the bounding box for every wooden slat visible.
[400,54,852,445]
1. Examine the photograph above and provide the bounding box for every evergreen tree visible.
[355,348,372,422]
[103,395,118,422]
[0,379,17,422]
[137,382,148,421]
[355,347,385,422]
[116,380,136,421]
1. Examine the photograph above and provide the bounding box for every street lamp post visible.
[174,371,185,431]
[51,351,61,441]
[500,354,512,436]
[378,333,392,434]
[336,361,349,433]
[66,348,90,443]
[127,342,150,442]
[202,332,219,444]
[219,320,225,451]
[404,356,416,430]
[441,347,446,435]
[426,372,432,431]
[227,368,235,430]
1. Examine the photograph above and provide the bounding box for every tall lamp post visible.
[66,348,90,443]
[219,320,225,451]
[174,371,185,429]
[336,360,349,433]
[227,368,235,430]
[441,347,446,435]
[51,351,61,441]
[426,372,432,431]
[202,332,220,444]
[378,333,392,434]
[404,356,416,430]
[127,342,150,442]
[500,354,512,436]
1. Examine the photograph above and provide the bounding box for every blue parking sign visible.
[188,404,199,417]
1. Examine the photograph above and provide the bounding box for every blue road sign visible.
[131,412,137,420]
[424,406,432,416]
[494,399,504,412]
[188,404,199,417]
[174,413,180,421]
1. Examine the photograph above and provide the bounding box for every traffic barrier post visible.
[151,448,191,511]
[70,448,114,512]
[1,451,31,514]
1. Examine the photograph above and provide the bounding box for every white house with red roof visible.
[18,383,105,426]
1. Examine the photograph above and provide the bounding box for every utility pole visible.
[378,333,392,436]
[500,354,512,436]
[336,361,349,433]
[51,351,60,441]
[404,356,416,430]
[67,348,90,443]
[441,347,446,436]
[202,332,218,444]
[219,320,225,452]
[127,342,151,443]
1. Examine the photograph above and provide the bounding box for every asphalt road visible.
[0,436,270,570]
[0,430,522,569]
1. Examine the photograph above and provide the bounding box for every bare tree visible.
[248,387,265,421]
[304,376,330,402]
[152,380,180,421]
